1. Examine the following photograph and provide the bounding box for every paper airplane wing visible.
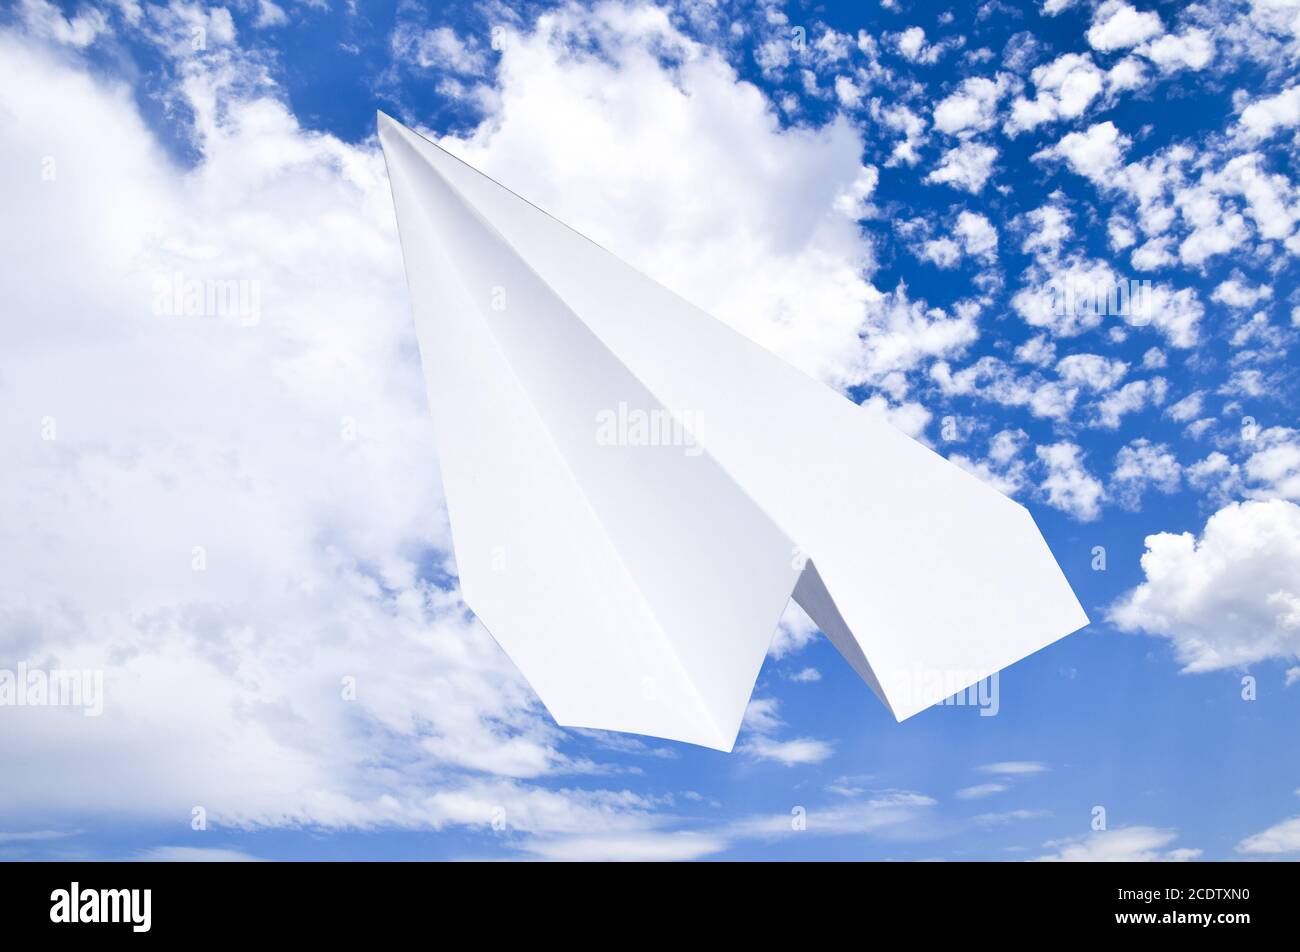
[378,112,1088,751]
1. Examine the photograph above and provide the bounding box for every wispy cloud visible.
[1035,826,1200,862]
[978,761,1049,776]
[956,783,1008,800]
[132,846,265,862]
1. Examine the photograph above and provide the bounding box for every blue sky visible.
[1,0,1299,861]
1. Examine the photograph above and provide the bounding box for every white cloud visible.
[1108,213,1137,250]
[859,394,933,439]
[1006,53,1105,135]
[0,26,549,825]
[423,14,890,393]
[141,1,237,56]
[726,791,936,839]
[933,75,1008,136]
[1238,815,1300,855]
[1110,439,1181,508]
[19,0,111,47]
[1242,427,1300,502]
[949,429,1029,496]
[816,29,854,63]
[834,74,864,108]
[1165,390,1205,422]
[0,5,886,841]
[1236,84,1300,141]
[1212,277,1274,308]
[134,846,263,862]
[852,285,980,388]
[956,783,1007,799]
[755,35,792,74]
[1143,284,1203,349]
[978,761,1049,776]
[1219,368,1269,397]
[738,735,836,766]
[1187,451,1241,501]
[1131,236,1175,270]
[1137,28,1215,73]
[991,430,1028,468]
[955,210,999,261]
[975,808,1049,826]
[736,698,834,765]
[1036,443,1106,520]
[253,0,288,30]
[920,236,962,268]
[1111,500,1300,671]
[875,102,928,166]
[925,140,999,193]
[519,831,727,861]
[1036,121,1131,185]
[931,357,1079,421]
[1210,153,1300,243]
[1015,334,1057,366]
[1037,826,1200,861]
[768,599,819,658]
[1056,354,1128,391]
[918,210,999,268]
[1012,255,1116,338]
[1175,186,1253,266]
[891,26,959,65]
[896,26,928,61]
[1087,1,1163,52]
[1021,200,1073,258]
[392,24,489,75]
[1092,377,1168,428]
[1106,55,1148,92]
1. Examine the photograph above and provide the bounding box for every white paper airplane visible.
[378,111,1089,752]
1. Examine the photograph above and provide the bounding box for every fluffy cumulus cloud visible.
[1237,84,1300,142]
[925,140,999,193]
[1036,120,1130,185]
[0,17,588,833]
[932,75,1008,136]
[955,210,999,261]
[1039,111,1300,278]
[1110,439,1181,508]
[1006,53,1104,135]
[1086,1,1163,52]
[1036,442,1106,520]
[1242,428,1300,501]
[442,6,885,391]
[1,2,874,853]
[1138,28,1214,74]
[916,209,999,267]
[1111,500,1300,672]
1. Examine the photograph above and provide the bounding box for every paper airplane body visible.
[378,112,1089,752]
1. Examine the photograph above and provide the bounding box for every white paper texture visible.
[379,112,1089,751]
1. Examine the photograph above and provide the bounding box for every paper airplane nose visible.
[378,113,1088,751]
